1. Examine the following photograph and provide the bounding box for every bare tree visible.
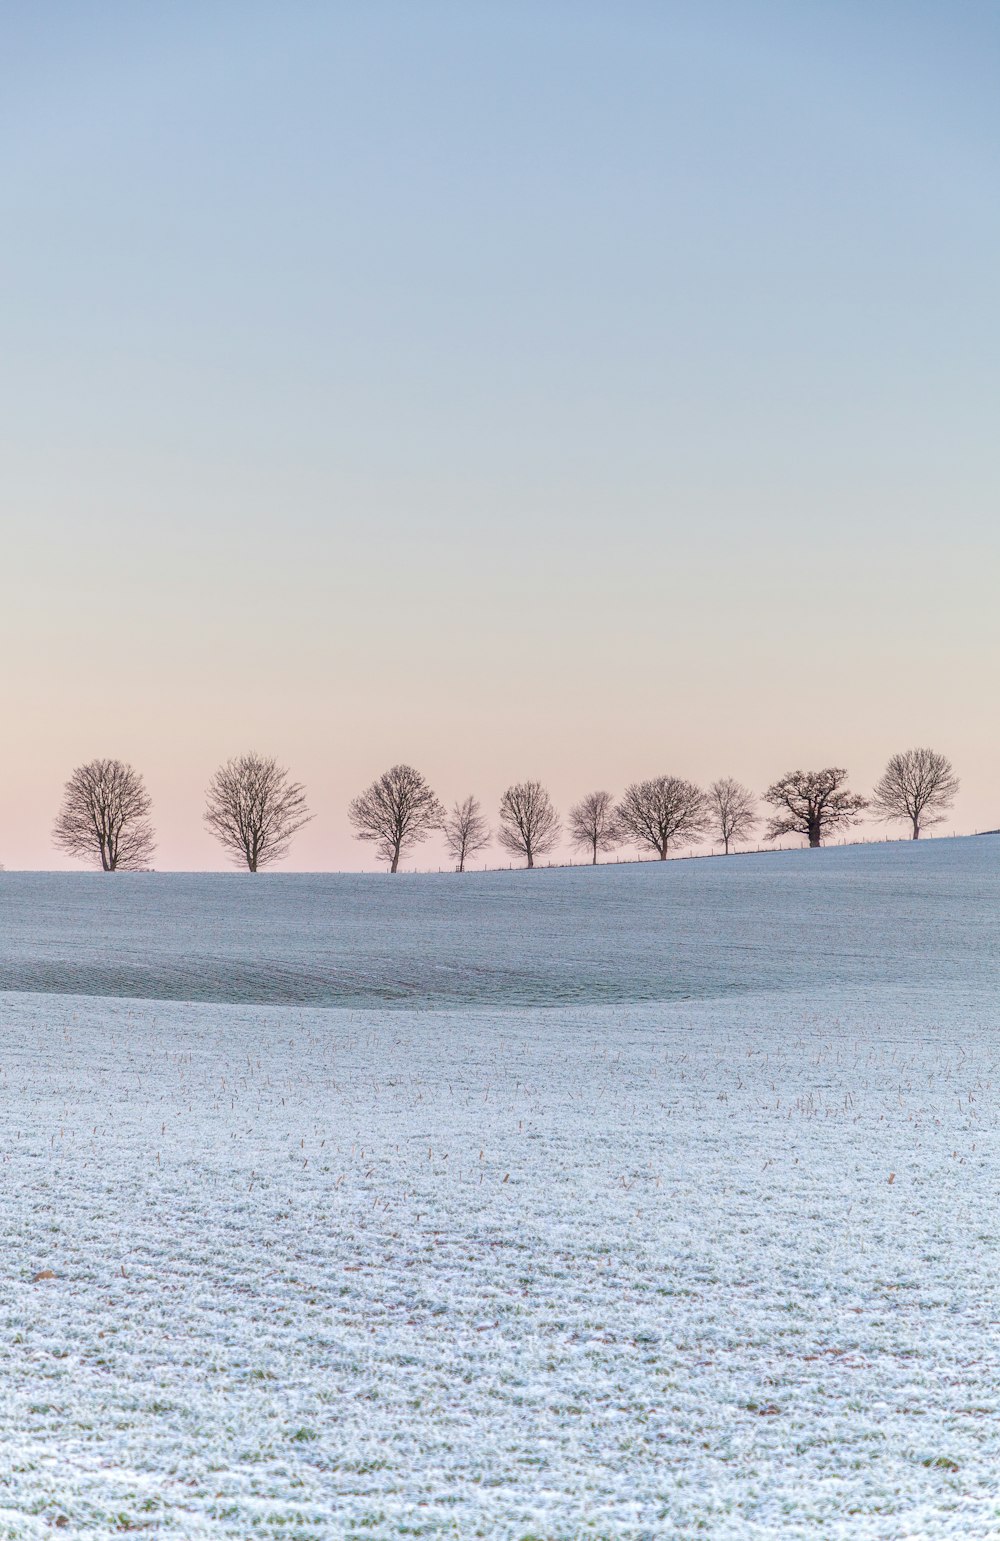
[568,790,619,864]
[53,758,156,871]
[349,763,445,873]
[615,775,709,860]
[764,767,867,848]
[443,795,491,872]
[871,747,959,839]
[497,781,560,868]
[708,777,757,854]
[204,752,312,871]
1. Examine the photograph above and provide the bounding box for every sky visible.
[2,1,998,869]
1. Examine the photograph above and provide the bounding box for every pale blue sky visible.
[2,2,998,866]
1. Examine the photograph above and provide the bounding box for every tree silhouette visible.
[53,758,156,871]
[442,796,491,872]
[567,790,619,864]
[497,781,560,868]
[764,768,867,848]
[708,777,757,854]
[871,748,959,839]
[204,752,312,871]
[615,775,709,860]
[349,763,445,873]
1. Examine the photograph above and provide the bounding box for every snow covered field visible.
[1,840,999,1538]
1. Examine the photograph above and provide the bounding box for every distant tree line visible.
[49,747,961,872]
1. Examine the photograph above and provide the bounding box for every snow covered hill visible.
[2,835,998,1006]
[0,838,998,1538]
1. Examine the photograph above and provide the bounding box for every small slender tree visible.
[615,775,709,860]
[708,777,757,854]
[871,747,959,839]
[204,752,312,871]
[568,790,619,864]
[349,763,445,873]
[53,758,156,871]
[497,781,560,868]
[443,795,491,872]
[764,767,867,848]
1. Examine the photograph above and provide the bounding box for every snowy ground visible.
[1,844,999,1537]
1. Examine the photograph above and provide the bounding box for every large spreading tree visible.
[764,767,867,848]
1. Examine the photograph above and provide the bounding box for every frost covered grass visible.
[1,845,999,1537]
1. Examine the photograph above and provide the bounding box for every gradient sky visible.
[2,1,998,869]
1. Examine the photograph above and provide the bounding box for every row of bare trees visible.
[51,748,961,872]
[51,753,313,873]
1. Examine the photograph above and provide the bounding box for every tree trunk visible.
[912,816,920,839]
[526,850,534,868]
[659,841,668,859]
[723,834,730,855]
[390,851,399,873]
[592,838,597,865]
